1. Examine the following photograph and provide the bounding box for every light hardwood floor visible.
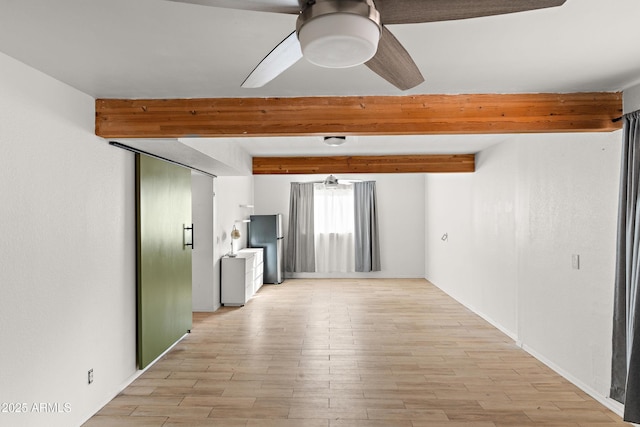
[84,278,630,427]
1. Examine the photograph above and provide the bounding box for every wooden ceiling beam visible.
[252,154,475,174]
[95,92,622,138]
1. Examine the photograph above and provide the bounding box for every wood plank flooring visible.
[84,278,630,427]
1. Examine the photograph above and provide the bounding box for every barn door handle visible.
[184,224,194,249]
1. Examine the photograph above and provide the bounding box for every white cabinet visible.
[238,248,264,295]
[221,248,264,306]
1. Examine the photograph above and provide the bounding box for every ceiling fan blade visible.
[242,31,303,88]
[164,0,303,14]
[365,26,424,91]
[375,0,567,25]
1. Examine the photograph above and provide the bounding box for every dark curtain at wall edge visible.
[611,110,640,423]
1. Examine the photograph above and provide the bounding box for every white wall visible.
[624,81,640,113]
[516,133,621,400]
[425,132,622,411]
[254,173,425,278]
[425,141,518,336]
[0,53,137,426]
[191,172,215,311]
[212,176,254,309]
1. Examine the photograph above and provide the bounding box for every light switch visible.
[572,254,580,270]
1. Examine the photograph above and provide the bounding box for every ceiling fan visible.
[307,175,362,186]
[166,0,567,90]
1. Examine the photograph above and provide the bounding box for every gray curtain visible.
[286,182,316,273]
[354,181,381,272]
[611,110,640,423]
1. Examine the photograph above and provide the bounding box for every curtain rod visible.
[611,111,640,122]
[108,141,217,179]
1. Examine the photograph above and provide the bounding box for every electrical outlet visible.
[88,369,94,385]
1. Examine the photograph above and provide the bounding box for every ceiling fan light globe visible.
[298,13,380,68]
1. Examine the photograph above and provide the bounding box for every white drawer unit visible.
[238,248,264,294]
[221,248,264,306]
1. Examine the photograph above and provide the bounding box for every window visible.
[313,183,355,272]
[287,180,380,274]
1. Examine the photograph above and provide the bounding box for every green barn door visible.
[136,154,192,369]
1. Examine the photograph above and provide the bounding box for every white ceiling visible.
[1,0,638,158]
[210,134,509,157]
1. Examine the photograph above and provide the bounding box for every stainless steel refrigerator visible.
[248,214,284,284]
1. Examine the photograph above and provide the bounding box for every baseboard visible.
[287,273,425,279]
[460,302,518,342]
[520,342,625,419]
[81,332,189,425]
[427,283,518,342]
[428,280,629,423]
[122,331,190,389]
